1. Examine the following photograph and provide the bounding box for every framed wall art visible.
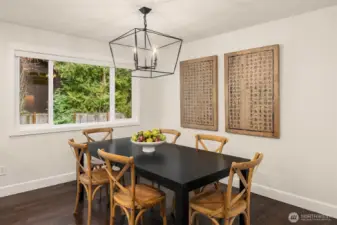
[180,55,218,131]
[224,45,280,138]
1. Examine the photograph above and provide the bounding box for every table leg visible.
[239,169,249,225]
[175,187,189,225]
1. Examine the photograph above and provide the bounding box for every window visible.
[19,58,49,124]
[16,51,137,134]
[53,61,112,125]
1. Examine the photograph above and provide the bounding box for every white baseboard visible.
[220,178,337,219]
[0,172,76,198]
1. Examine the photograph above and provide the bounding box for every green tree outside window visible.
[53,62,131,125]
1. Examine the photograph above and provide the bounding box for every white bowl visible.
[131,140,165,153]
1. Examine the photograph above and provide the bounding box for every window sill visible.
[10,119,140,137]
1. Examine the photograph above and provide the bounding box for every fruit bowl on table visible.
[131,129,166,153]
[131,140,165,153]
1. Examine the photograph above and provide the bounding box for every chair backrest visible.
[82,128,113,142]
[160,129,181,144]
[68,139,92,181]
[98,149,141,209]
[224,152,264,215]
[195,134,228,153]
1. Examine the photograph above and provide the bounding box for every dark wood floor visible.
[0,181,335,225]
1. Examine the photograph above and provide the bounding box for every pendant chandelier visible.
[109,7,183,78]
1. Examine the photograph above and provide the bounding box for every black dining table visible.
[82,137,249,225]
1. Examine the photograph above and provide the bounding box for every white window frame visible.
[12,50,140,136]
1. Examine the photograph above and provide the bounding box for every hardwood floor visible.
[0,181,335,225]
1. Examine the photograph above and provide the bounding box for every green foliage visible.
[53,62,131,125]
[115,68,132,119]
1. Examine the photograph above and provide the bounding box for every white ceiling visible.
[0,0,336,42]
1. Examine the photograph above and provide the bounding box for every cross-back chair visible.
[189,152,264,225]
[195,134,229,191]
[98,149,167,225]
[153,129,181,188]
[160,129,181,144]
[83,128,113,142]
[82,128,113,169]
[68,139,117,225]
[195,134,229,153]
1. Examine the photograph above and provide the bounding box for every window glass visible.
[115,68,132,119]
[19,57,49,124]
[53,62,110,125]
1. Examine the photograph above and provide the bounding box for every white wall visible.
[0,22,160,196]
[158,6,337,218]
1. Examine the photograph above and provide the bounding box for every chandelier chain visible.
[143,14,147,30]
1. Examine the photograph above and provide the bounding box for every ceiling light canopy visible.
[109,6,183,78]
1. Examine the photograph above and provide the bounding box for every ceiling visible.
[0,0,336,42]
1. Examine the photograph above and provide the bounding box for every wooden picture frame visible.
[224,45,280,138]
[180,55,218,131]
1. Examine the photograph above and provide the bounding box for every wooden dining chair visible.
[68,139,117,225]
[98,149,167,225]
[195,134,229,191]
[189,152,264,225]
[172,133,227,217]
[153,129,181,188]
[83,128,113,142]
[160,129,181,144]
[82,128,113,169]
[195,134,228,153]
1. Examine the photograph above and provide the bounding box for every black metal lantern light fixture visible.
[109,7,183,78]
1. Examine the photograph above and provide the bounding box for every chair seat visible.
[79,169,116,185]
[190,190,247,218]
[114,184,165,209]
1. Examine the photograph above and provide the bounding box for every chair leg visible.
[228,217,236,225]
[243,211,250,225]
[73,181,81,214]
[210,217,220,225]
[247,205,251,225]
[189,208,192,225]
[190,211,199,225]
[87,185,92,225]
[224,219,230,225]
[139,209,144,225]
[130,208,136,225]
[161,199,167,225]
[135,209,146,225]
[110,204,117,225]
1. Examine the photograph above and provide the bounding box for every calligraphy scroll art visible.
[224,45,280,138]
[180,56,218,131]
